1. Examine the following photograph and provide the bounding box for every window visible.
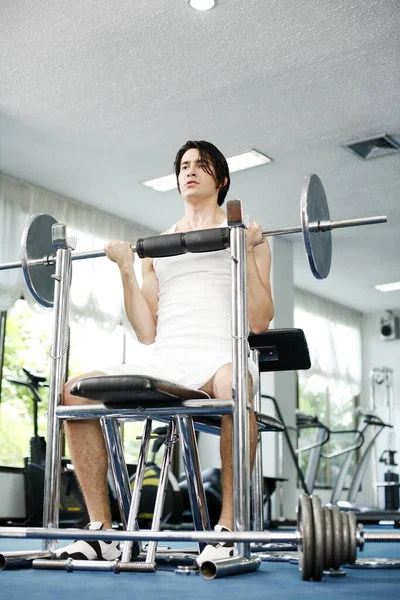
[0,298,163,468]
[0,300,51,466]
[295,289,362,490]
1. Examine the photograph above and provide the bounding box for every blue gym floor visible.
[1,529,400,600]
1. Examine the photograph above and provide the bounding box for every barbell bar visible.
[1,495,399,579]
[0,174,387,307]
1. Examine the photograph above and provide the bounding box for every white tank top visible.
[102,220,259,392]
[153,220,231,359]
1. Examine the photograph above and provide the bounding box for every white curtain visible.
[294,288,362,398]
[0,173,157,329]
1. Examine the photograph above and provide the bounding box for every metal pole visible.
[250,349,264,531]
[42,247,72,552]
[230,225,251,558]
[261,215,387,237]
[102,417,133,529]
[120,417,152,562]
[145,419,176,564]
[0,311,7,399]
[370,368,380,507]
[177,416,211,540]
[1,524,400,545]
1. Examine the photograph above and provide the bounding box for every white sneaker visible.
[195,525,235,567]
[54,522,122,561]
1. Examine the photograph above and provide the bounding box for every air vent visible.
[343,134,400,160]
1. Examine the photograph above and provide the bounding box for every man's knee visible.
[63,375,82,406]
[212,363,253,399]
[63,371,106,406]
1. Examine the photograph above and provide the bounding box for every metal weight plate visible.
[300,174,332,279]
[341,512,350,565]
[311,495,325,581]
[330,506,343,570]
[346,558,400,570]
[21,214,58,307]
[323,506,333,570]
[347,511,357,564]
[297,494,314,581]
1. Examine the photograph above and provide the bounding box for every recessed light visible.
[143,149,272,192]
[375,281,400,292]
[189,0,216,10]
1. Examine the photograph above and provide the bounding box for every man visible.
[57,140,274,565]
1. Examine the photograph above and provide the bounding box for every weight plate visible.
[301,174,332,279]
[345,558,400,569]
[331,506,343,570]
[21,214,58,307]
[347,511,357,564]
[297,494,314,581]
[323,506,333,570]
[341,512,350,565]
[311,495,324,581]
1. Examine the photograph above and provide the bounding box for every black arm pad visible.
[136,227,230,258]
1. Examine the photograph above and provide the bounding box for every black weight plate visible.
[331,506,343,570]
[323,506,333,570]
[21,214,58,307]
[311,495,324,581]
[301,174,332,279]
[297,494,314,581]
[341,512,350,565]
[347,511,357,564]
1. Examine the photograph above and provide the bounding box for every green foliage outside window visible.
[0,300,50,466]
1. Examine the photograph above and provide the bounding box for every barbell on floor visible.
[0,174,387,307]
[1,495,399,580]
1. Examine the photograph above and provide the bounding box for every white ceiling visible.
[1,0,399,313]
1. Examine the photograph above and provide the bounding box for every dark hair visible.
[174,140,230,206]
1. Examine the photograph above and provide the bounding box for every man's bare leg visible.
[200,363,258,531]
[63,371,112,528]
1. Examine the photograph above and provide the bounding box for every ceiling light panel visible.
[189,0,216,11]
[375,282,400,292]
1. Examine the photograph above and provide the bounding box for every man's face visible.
[178,148,219,200]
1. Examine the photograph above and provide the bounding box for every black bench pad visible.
[70,375,210,405]
[70,375,284,432]
[248,328,311,372]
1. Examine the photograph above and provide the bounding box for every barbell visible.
[1,494,399,579]
[0,174,387,307]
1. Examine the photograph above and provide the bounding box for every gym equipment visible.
[296,411,330,494]
[370,368,399,510]
[0,198,390,581]
[0,175,387,307]
[0,199,287,580]
[334,410,400,525]
[1,494,400,580]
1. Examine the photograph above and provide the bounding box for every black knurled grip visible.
[136,227,231,258]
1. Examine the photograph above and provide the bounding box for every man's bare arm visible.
[104,241,157,344]
[246,223,274,334]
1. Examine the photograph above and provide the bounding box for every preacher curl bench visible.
[53,328,310,571]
